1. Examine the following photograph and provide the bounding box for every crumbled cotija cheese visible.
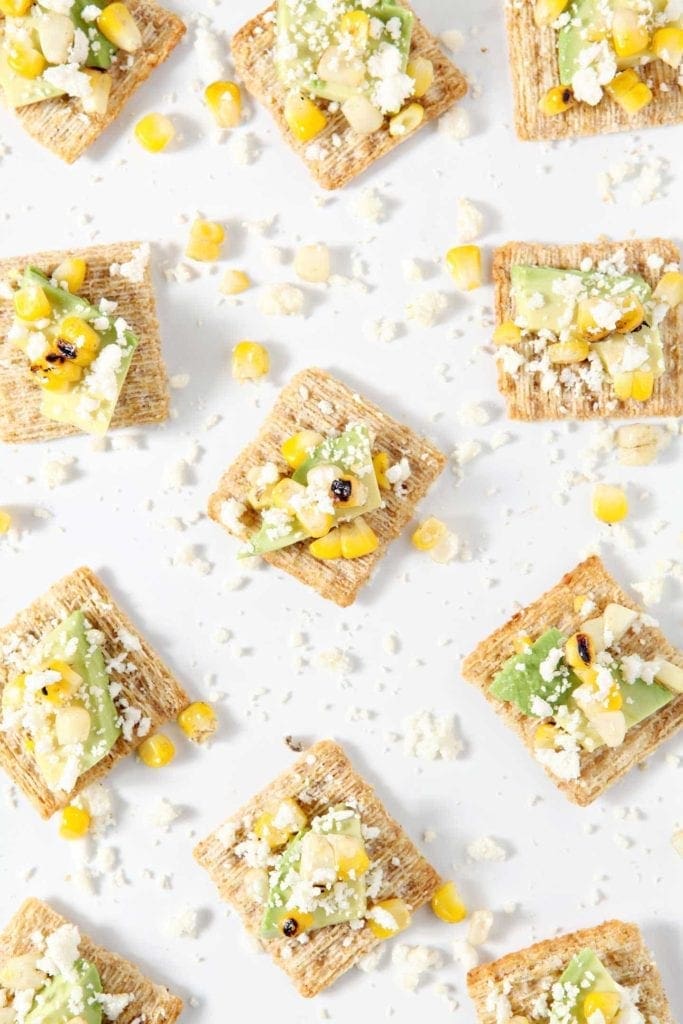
[467,836,507,862]
[406,291,447,327]
[456,198,484,243]
[392,944,443,992]
[260,283,304,316]
[403,710,462,760]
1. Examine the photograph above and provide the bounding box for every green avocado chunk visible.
[549,948,621,1023]
[20,267,139,436]
[68,0,117,70]
[25,959,103,1024]
[490,629,579,717]
[617,669,673,729]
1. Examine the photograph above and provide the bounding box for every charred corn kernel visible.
[652,25,683,68]
[533,0,569,26]
[0,0,34,13]
[368,898,412,939]
[284,93,327,142]
[548,339,590,364]
[412,517,448,552]
[534,723,559,750]
[612,8,650,58]
[204,80,242,128]
[513,634,532,653]
[177,702,217,743]
[271,478,306,512]
[654,271,683,308]
[613,371,634,400]
[296,504,334,539]
[389,102,424,137]
[446,245,482,291]
[279,910,315,937]
[576,298,611,340]
[310,527,342,560]
[615,297,645,333]
[232,340,269,380]
[407,56,434,97]
[186,219,226,262]
[52,257,87,294]
[339,9,370,46]
[40,661,82,704]
[8,42,46,79]
[538,84,575,115]
[59,805,91,840]
[220,269,250,296]
[493,320,523,346]
[593,484,628,524]
[138,733,175,767]
[281,430,323,470]
[372,451,390,490]
[631,370,654,402]
[0,510,11,535]
[606,70,653,114]
[583,991,621,1023]
[431,881,468,923]
[340,517,379,558]
[14,284,51,321]
[59,316,101,366]
[565,632,596,669]
[134,113,175,152]
[40,360,84,391]
[97,2,142,51]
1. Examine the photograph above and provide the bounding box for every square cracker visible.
[467,919,673,1024]
[10,0,185,163]
[505,0,683,141]
[207,367,447,607]
[0,898,183,1024]
[492,238,683,421]
[0,566,189,818]
[194,739,441,998]
[231,3,467,189]
[0,241,170,444]
[461,555,683,806]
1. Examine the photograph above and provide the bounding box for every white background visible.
[0,0,681,1020]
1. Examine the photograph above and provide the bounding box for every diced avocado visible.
[0,20,64,109]
[592,324,665,379]
[551,948,620,1023]
[241,423,382,558]
[67,0,116,70]
[618,671,673,730]
[25,959,103,1024]
[22,268,139,436]
[490,629,579,717]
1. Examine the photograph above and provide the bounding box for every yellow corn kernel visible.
[576,297,611,340]
[253,811,287,848]
[232,341,269,380]
[605,70,653,114]
[296,504,334,539]
[368,898,412,940]
[533,723,559,750]
[254,799,307,849]
[565,632,596,670]
[220,269,250,296]
[431,881,468,924]
[59,316,101,366]
[138,733,175,767]
[334,839,371,881]
[533,0,569,26]
[603,686,624,712]
[340,516,379,558]
[52,257,87,294]
[204,80,242,128]
[631,370,654,402]
[14,284,51,321]
[97,2,142,51]
[654,271,683,308]
[82,68,112,116]
[612,8,650,58]
[284,93,327,143]
[0,0,34,14]
[446,245,482,291]
[493,320,523,346]
[372,451,391,490]
[652,25,683,68]
[339,9,370,46]
[538,84,575,115]
[389,102,424,137]
[177,701,217,743]
[39,661,82,705]
[186,218,226,262]
[613,372,634,401]
[593,484,628,524]
[582,991,621,1023]
[7,42,46,79]
[271,478,306,513]
[407,56,434,98]
[279,910,315,937]
[59,805,91,840]
[513,634,532,653]
[615,297,645,333]
[0,510,11,535]
[40,360,84,392]
[548,339,590,364]
[411,517,448,552]
[310,527,343,560]
[134,113,175,152]
[281,430,323,470]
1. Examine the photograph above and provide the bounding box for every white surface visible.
[0,0,682,1020]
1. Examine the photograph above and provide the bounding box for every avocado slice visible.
[550,948,621,1023]
[490,629,579,717]
[618,670,673,729]
[241,423,382,558]
[67,0,116,70]
[25,959,103,1024]
[261,807,367,939]
[20,267,139,436]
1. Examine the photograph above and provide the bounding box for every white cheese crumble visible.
[403,710,462,760]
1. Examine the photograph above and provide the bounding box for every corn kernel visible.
[533,723,559,749]
[368,898,412,939]
[14,284,51,322]
[340,516,379,558]
[576,297,612,340]
[411,517,448,552]
[138,733,175,767]
[39,661,82,705]
[493,320,523,346]
[220,269,250,296]
[547,339,590,364]
[372,451,391,490]
[339,9,370,46]
[186,218,225,262]
[612,8,650,58]
[281,430,323,470]
[59,805,91,840]
[204,80,242,128]
[0,510,11,535]
[7,42,46,79]
[177,702,218,743]
[56,316,100,368]
[52,257,87,294]
[284,93,327,143]
[82,68,112,116]
[0,0,34,14]
[533,0,569,26]
[615,297,645,333]
[613,372,634,401]
[592,484,628,524]
[631,370,654,402]
[271,478,306,513]
[582,992,621,1023]
[296,504,334,539]
[389,102,424,137]
[446,245,482,291]
[407,56,434,98]
[37,360,83,392]
[232,340,269,380]
[310,527,342,560]
[431,881,468,923]
[254,798,307,849]
[279,910,315,937]
[341,94,383,134]
[538,84,575,115]
[652,25,683,67]
[654,271,683,308]
[294,243,330,283]
[334,837,371,880]
[565,631,596,670]
[134,113,175,152]
[97,2,142,51]
[606,71,653,114]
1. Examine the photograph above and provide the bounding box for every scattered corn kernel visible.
[178,702,217,743]
[52,257,87,294]
[204,80,242,128]
[59,805,91,840]
[309,527,343,560]
[606,70,653,114]
[296,503,334,539]
[612,8,650,58]
[565,631,596,670]
[446,245,482,291]
[271,478,306,513]
[593,484,628,524]
[232,341,269,381]
[97,2,142,51]
[255,799,307,849]
[334,838,371,880]
[281,430,323,470]
[340,517,379,558]
[0,510,12,534]
[341,94,383,134]
[82,68,112,116]
[0,0,34,14]
[407,56,434,98]
[294,243,330,283]
[339,8,370,45]
[389,102,424,137]
[186,219,226,262]
[55,706,92,745]
[583,991,621,1023]
[547,339,590,364]
[538,84,575,115]
[534,723,559,750]
[7,42,46,79]
[615,297,645,333]
[411,517,448,552]
[431,881,468,923]
[284,92,327,142]
[368,898,412,939]
[576,297,612,340]
[39,661,82,704]
[654,271,683,308]
[138,733,175,767]
[372,451,390,490]
[14,284,51,321]
[220,269,250,296]
[134,112,175,152]
[533,0,569,26]
[58,316,101,367]
[615,423,660,467]
[613,372,634,401]
[631,370,654,402]
[493,320,522,346]
[652,25,683,67]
